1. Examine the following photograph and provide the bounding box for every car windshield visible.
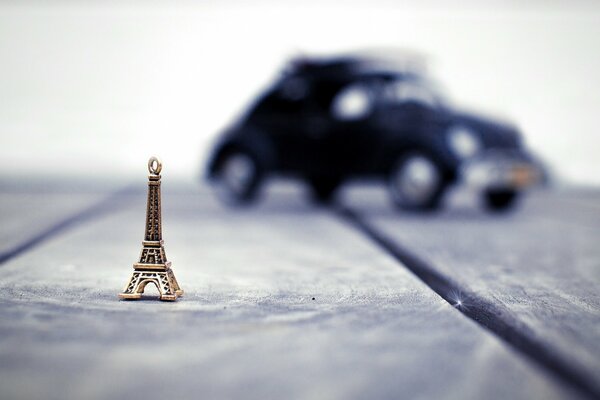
[381,78,446,108]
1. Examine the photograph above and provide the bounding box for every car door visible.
[249,77,321,172]
[324,81,380,174]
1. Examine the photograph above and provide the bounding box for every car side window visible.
[280,77,309,102]
[385,81,437,107]
[258,77,311,115]
[331,83,374,121]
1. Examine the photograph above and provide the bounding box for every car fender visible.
[383,133,459,182]
[206,126,276,178]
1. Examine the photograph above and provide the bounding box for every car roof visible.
[283,55,422,83]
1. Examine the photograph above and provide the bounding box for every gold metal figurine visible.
[119,156,183,301]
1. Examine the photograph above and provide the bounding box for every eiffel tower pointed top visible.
[119,156,183,301]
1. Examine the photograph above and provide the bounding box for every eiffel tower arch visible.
[119,156,183,301]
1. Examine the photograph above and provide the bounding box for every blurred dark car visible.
[206,55,540,211]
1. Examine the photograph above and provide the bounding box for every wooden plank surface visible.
[0,192,99,256]
[0,184,581,400]
[342,186,600,397]
[0,179,131,260]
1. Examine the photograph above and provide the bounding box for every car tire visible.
[307,176,341,203]
[483,189,519,212]
[212,150,263,206]
[388,153,447,211]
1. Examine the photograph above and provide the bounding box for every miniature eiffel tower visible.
[119,156,183,301]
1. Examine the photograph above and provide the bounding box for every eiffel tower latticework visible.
[119,156,183,301]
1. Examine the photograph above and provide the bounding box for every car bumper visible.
[461,151,541,190]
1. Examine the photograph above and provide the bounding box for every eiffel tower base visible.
[119,264,183,302]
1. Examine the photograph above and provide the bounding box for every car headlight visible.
[447,126,481,159]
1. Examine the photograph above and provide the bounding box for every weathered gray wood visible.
[0,192,102,255]
[0,177,131,260]
[0,185,585,399]
[342,186,600,396]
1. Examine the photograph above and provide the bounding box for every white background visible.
[1,0,599,185]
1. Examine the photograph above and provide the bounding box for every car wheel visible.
[388,153,447,211]
[213,151,262,205]
[483,189,519,212]
[307,176,341,203]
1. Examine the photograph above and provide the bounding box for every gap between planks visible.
[336,206,599,400]
[0,185,137,265]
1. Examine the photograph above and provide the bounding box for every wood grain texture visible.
[344,186,600,396]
